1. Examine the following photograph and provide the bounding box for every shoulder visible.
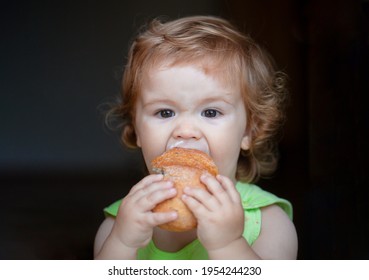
[252,204,298,259]
[236,182,293,219]
[104,199,122,217]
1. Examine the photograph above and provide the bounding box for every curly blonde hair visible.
[107,15,288,183]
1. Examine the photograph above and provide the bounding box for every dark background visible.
[1,0,368,259]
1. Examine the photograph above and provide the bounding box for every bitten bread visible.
[151,147,218,232]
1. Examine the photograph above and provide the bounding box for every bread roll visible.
[151,147,218,232]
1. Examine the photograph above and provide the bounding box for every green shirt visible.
[103,181,293,260]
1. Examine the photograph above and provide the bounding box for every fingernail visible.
[168,188,176,194]
[164,181,174,187]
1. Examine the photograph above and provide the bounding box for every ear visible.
[136,133,141,147]
[241,134,250,151]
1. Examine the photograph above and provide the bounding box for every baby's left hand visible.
[182,175,244,251]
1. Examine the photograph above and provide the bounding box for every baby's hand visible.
[182,175,244,251]
[112,174,177,249]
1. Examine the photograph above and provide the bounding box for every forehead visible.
[138,65,244,110]
[141,58,240,91]
[143,65,227,93]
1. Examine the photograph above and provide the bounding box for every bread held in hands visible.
[151,147,218,232]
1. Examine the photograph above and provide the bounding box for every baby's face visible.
[134,65,249,183]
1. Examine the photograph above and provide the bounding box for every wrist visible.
[110,226,145,251]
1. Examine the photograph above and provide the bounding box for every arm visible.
[206,204,298,259]
[94,174,178,259]
[251,204,298,259]
[183,175,298,259]
[94,217,137,259]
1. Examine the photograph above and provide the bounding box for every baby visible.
[94,15,298,259]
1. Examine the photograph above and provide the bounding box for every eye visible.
[156,109,175,118]
[202,109,221,118]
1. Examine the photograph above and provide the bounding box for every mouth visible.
[167,140,210,155]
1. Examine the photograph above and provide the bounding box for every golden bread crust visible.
[151,148,218,232]
[151,148,218,176]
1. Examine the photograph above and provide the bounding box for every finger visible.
[136,185,177,211]
[147,211,178,227]
[183,186,220,212]
[181,193,209,218]
[200,174,231,205]
[129,174,164,196]
[216,175,241,204]
[131,179,174,202]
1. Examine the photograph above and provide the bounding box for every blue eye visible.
[202,109,220,118]
[157,109,175,118]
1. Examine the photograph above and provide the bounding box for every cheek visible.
[135,122,168,159]
[135,123,153,148]
[207,123,246,177]
[138,122,166,140]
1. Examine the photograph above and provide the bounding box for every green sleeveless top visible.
[103,181,293,260]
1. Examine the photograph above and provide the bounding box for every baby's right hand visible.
[111,174,177,249]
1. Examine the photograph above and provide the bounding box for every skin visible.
[94,65,298,259]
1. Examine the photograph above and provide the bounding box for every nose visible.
[172,117,202,140]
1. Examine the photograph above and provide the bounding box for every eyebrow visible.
[199,94,237,106]
[140,98,177,108]
[139,88,239,108]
